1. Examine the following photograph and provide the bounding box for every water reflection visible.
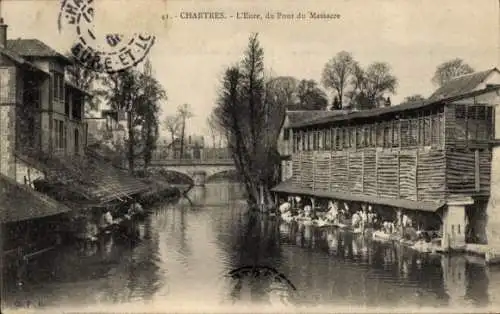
[2,182,498,311]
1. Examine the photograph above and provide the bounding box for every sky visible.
[3,0,499,139]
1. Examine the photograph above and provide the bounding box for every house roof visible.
[21,153,150,204]
[271,180,445,212]
[428,68,500,102]
[286,110,347,126]
[65,80,92,97]
[289,84,500,129]
[0,46,49,75]
[0,173,72,223]
[6,39,72,64]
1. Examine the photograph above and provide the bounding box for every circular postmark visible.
[227,265,298,307]
[58,0,156,73]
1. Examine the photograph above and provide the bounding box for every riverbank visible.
[5,184,498,312]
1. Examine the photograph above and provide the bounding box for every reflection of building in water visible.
[487,266,500,305]
[464,258,489,306]
[441,255,467,307]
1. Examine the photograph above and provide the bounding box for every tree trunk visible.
[180,117,186,159]
[127,111,135,173]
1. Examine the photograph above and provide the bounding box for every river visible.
[3,182,500,313]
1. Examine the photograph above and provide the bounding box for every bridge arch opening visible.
[206,169,240,183]
[154,169,195,186]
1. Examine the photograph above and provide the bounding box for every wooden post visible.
[361,150,365,193]
[475,149,480,192]
[415,150,419,201]
[439,110,443,147]
[397,151,400,198]
[274,192,278,209]
[465,105,469,148]
[329,151,332,191]
[330,128,334,149]
[312,151,316,191]
[375,150,379,197]
[417,114,421,147]
[398,120,402,149]
[333,128,337,150]
[354,126,358,151]
[299,150,302,187]
[430,115,434,145]
[347,150,351,190]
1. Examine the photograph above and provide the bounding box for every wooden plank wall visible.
[446,148,491,195]
[291,148,447,203]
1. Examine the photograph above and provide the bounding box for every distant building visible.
[85,109,127,147]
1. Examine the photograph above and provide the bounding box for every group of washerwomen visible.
[278,197,380,230]
[77,200,145,247]
[277,197,418,235]
[277,197,438,251]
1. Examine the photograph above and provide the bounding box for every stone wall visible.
[0,66,17,178]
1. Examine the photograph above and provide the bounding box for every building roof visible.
[271,180,445,212]
[6,39,72,64]
[0,173,72,223]
[65,80,92,97]
[428,68,500,102]
[21,153,151,204]
[289,84,500,129]
[0,46,49,75]
[286,110,347,126]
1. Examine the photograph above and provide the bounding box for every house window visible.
[72,95,83,120]
[54,119,66,150]
[74,128,80,154]
[52,72,64,102]
[64,89,70,117]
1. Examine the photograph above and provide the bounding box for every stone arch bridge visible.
[149,159,236,186]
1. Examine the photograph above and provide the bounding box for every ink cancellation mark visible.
[227,266,298,306]
[58,0,156,73]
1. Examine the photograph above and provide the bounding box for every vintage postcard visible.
[0,0,499,313]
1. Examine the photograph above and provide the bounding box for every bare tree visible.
[266,76,299,109]
[295,79,329,110]
[206,112,219,148]
[164,115,182,146]
[177,103,194,159]
[322,51,356,107]
[348,62,397,110]
[432,58,474,87]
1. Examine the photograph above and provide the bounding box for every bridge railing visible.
[151,148,233,163]
[151,158,234,165]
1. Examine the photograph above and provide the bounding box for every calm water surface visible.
[4,181,500,312]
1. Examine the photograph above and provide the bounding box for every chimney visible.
[0,18,7,48]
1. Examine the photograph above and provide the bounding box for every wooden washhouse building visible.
[273,68,500,252]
